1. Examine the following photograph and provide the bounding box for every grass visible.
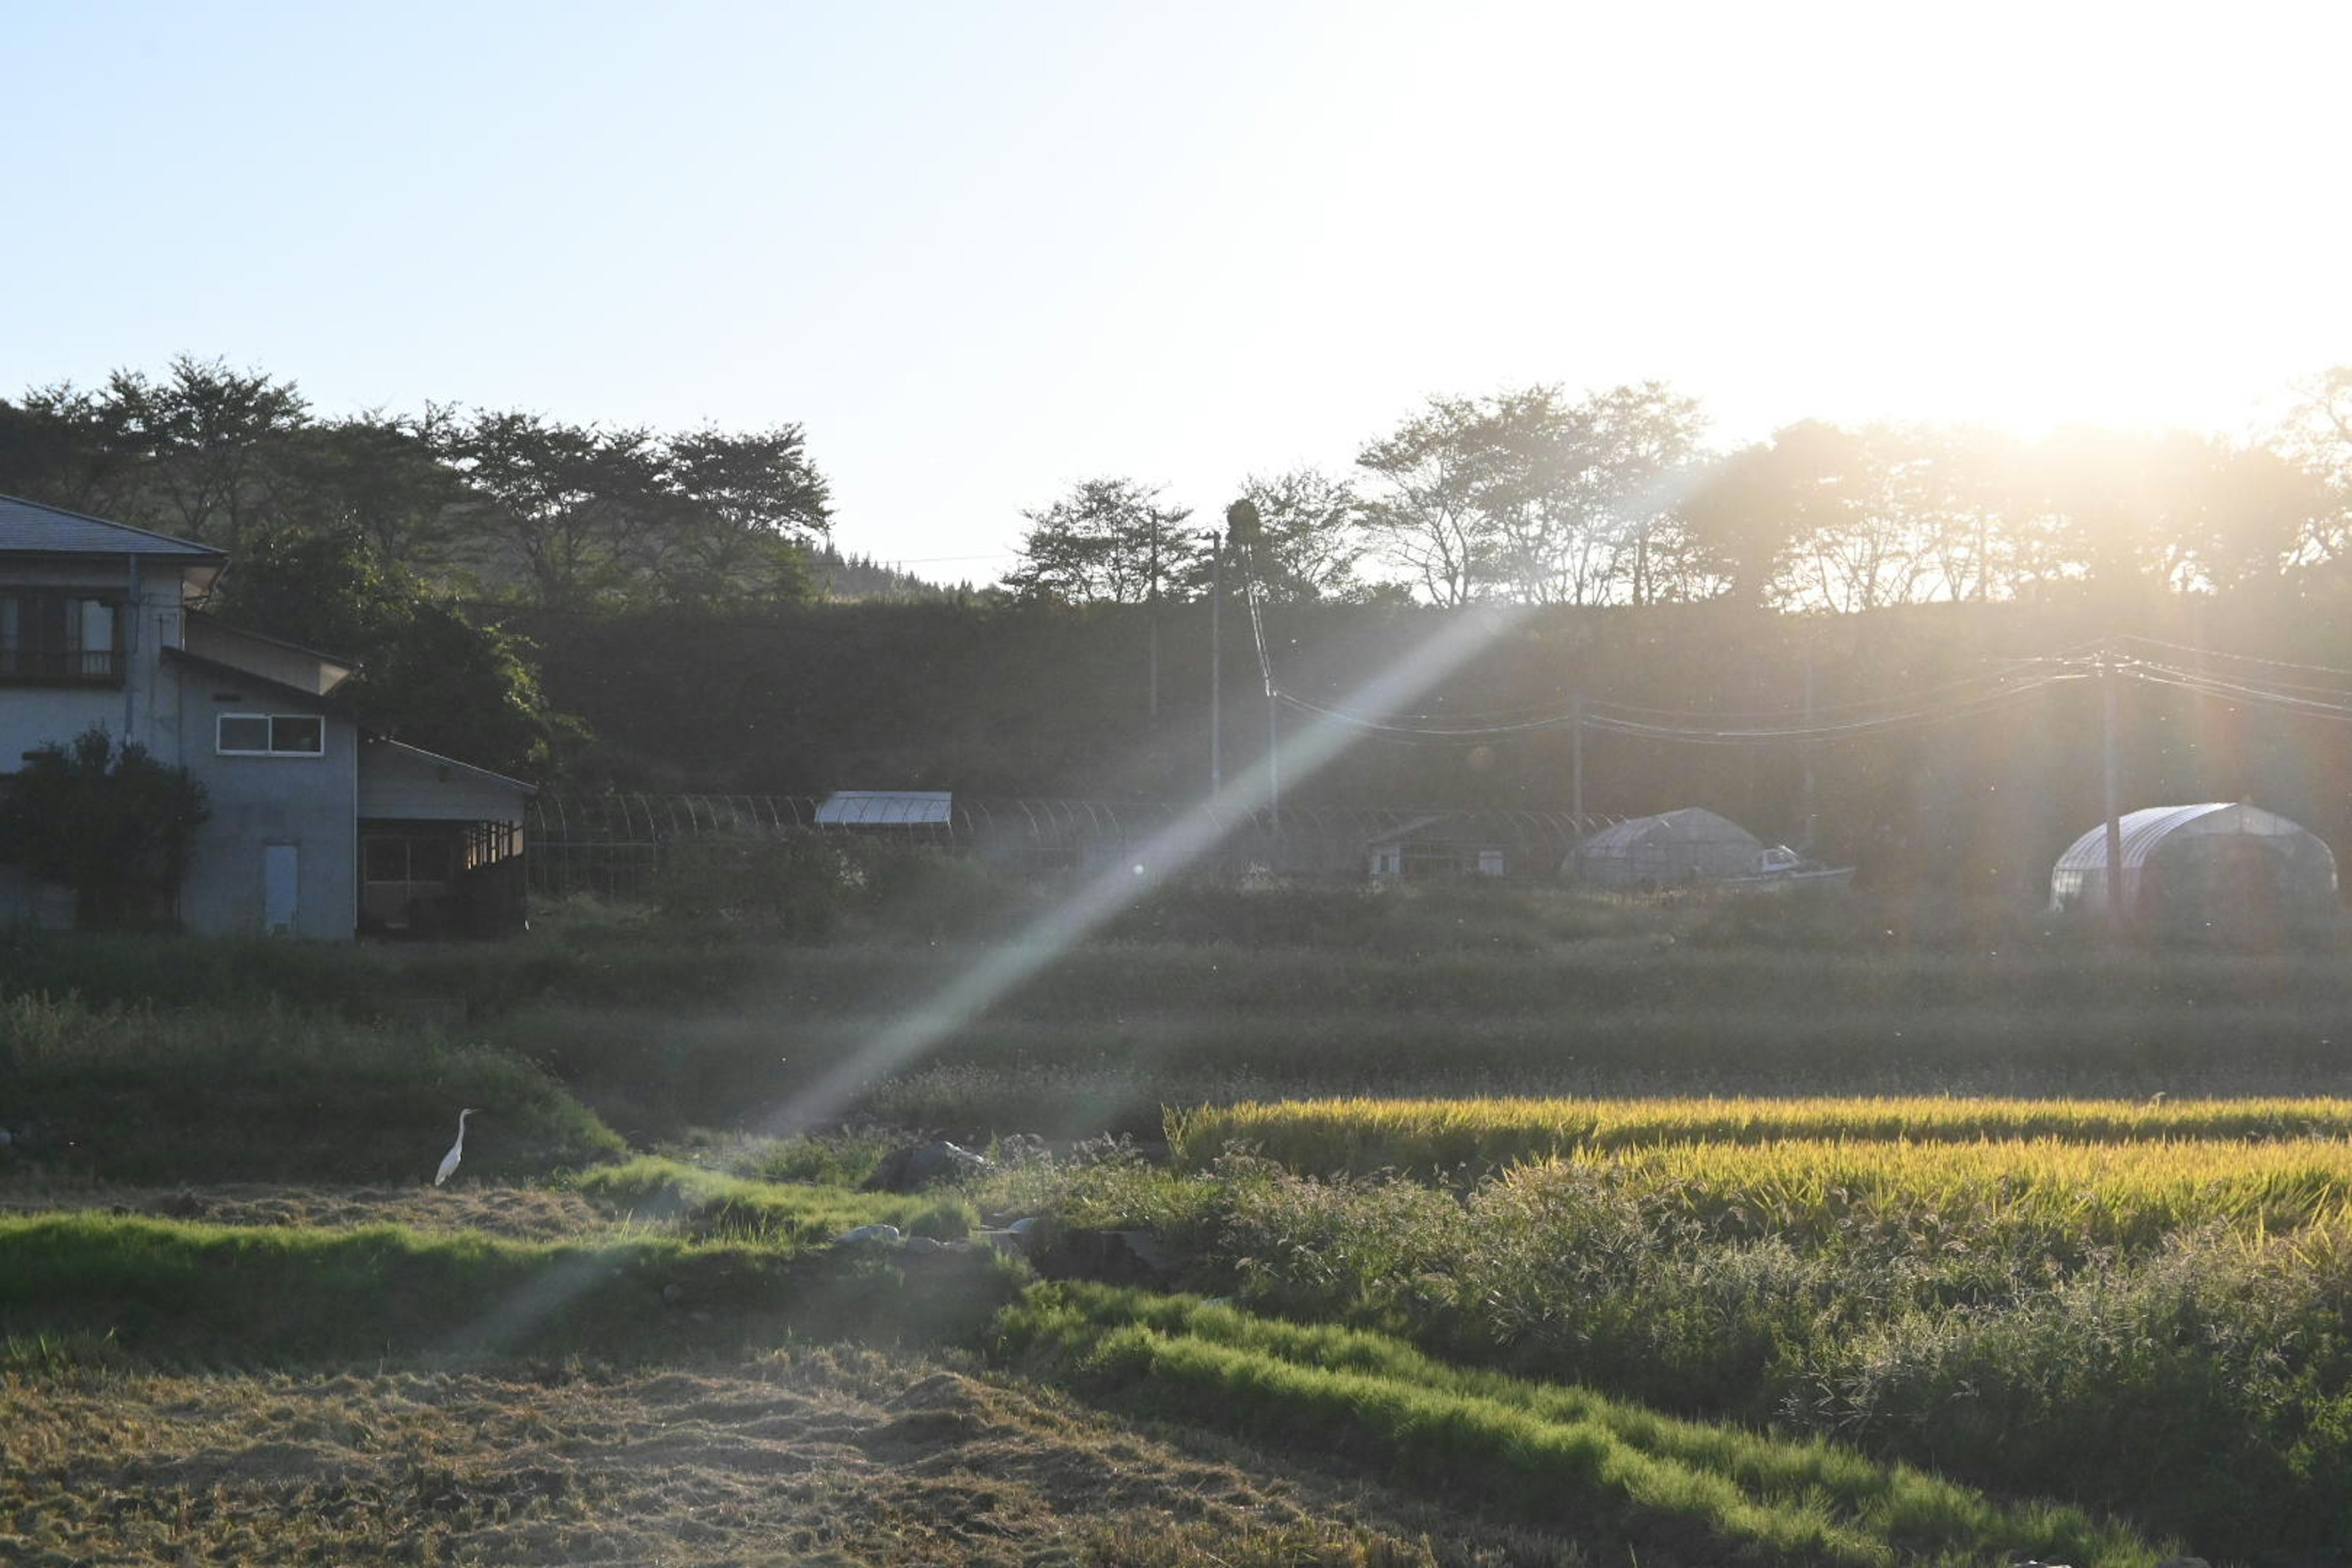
[0,991,625,1184]
[978,1130,2352,1558]
[0,1211,1020,1365]
[1169,1093,2352,1178]
[995,1282,2171,1568]
[569,1156,978,1243]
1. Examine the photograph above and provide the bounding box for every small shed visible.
[1565,807,1764,888]
[2049,803,2339,936]
[356,739,534,937]
[1366,815,1509,879]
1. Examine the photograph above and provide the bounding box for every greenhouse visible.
[1563,807,1768,889]
[2049,802,2340,938]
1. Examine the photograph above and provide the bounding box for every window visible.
[217,714,326,756]
[0,592,120,682]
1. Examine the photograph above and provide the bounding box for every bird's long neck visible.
[454,1111,470,1149]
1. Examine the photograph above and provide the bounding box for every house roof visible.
[361,737,536,796]
[161,645,351,713]
[0,494,227,559]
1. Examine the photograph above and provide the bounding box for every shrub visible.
[0,727,208,930]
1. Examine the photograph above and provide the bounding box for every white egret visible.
[434,1108,477,1187]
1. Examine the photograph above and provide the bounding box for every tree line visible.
[1011,371,2352,612]
[0,356,835,774]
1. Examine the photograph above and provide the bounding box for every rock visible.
[662,1281,686,1306]
[903,1235,945,1255]
[861,1141,993,1193]
[835,1223,903,1245]
[1031,1226,1180,1288]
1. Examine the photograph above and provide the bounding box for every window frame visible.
[0,590,124,685]
[216,712,329,758]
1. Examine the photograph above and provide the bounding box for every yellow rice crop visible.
[1167,1095,2352,1178]
[1506,1136,2352,1250]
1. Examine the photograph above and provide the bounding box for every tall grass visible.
[1,991,624,1183]
[571,1156,976,1243]
[981,1139,2352,1557]
[1169,1094,2352,1178]
[0,1212,1020,1364]
[995,1283,2169,1568]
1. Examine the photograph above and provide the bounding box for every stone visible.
[861,1141,994,1193]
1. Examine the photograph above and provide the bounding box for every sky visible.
[8,0,2350,585]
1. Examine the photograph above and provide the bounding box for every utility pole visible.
[2101,640,2127,935]
[1801,641,1816,851]
[1209,531,1223,794]
[1570,692,1584,828]
[1146,517,1161,726]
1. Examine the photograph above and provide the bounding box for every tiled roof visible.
[0,493,225,557]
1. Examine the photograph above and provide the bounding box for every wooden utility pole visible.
[1801,641,1817,851]
[1209,533,1223,793]
[2101,641,2127,935]
[1570,692,1584,828]
[1146,519,1161,726]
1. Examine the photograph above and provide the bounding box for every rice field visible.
[1169,1092,2352,1176]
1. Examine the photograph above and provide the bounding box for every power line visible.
[2114,631,2352,683]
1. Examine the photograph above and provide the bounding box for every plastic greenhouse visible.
[1564,807,1767,889]
[2049,802,2340,936]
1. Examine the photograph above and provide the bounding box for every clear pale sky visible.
[9,1,2348,584]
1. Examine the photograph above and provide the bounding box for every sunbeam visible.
[752,601,1536,1137]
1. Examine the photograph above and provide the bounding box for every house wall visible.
[168,666,359,940]
[0,558,187,766]
[0,559,198,930]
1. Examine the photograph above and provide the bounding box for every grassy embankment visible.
[9,883,2352,1141]
[986,1096,2352,1558]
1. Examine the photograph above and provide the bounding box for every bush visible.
[647,832,853,937]
[0,728,208,930]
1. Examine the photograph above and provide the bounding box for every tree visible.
[443,412,832,612]
[1003,478,1202,605]
[1355,397,1491,605]
[1231,469,1370,602]
[1476,382,1708,606]
[0,728,209,930]
[103,355,309,555]
[636,423,831,608]
[1357,383,1708,606]
[219,530,579,778]
[0,382,131,514]
[276,408,469,577]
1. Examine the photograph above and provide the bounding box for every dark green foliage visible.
[0,925,759,1021]
[647,832,853,937]
[0,992,623,1183]
[221,529,579,778]
[0,727,208,930]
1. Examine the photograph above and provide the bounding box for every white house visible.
[0,494,532,938]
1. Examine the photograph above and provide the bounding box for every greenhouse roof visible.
[815,790,954,826]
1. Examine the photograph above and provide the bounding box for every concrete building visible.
[0,494,531,938]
